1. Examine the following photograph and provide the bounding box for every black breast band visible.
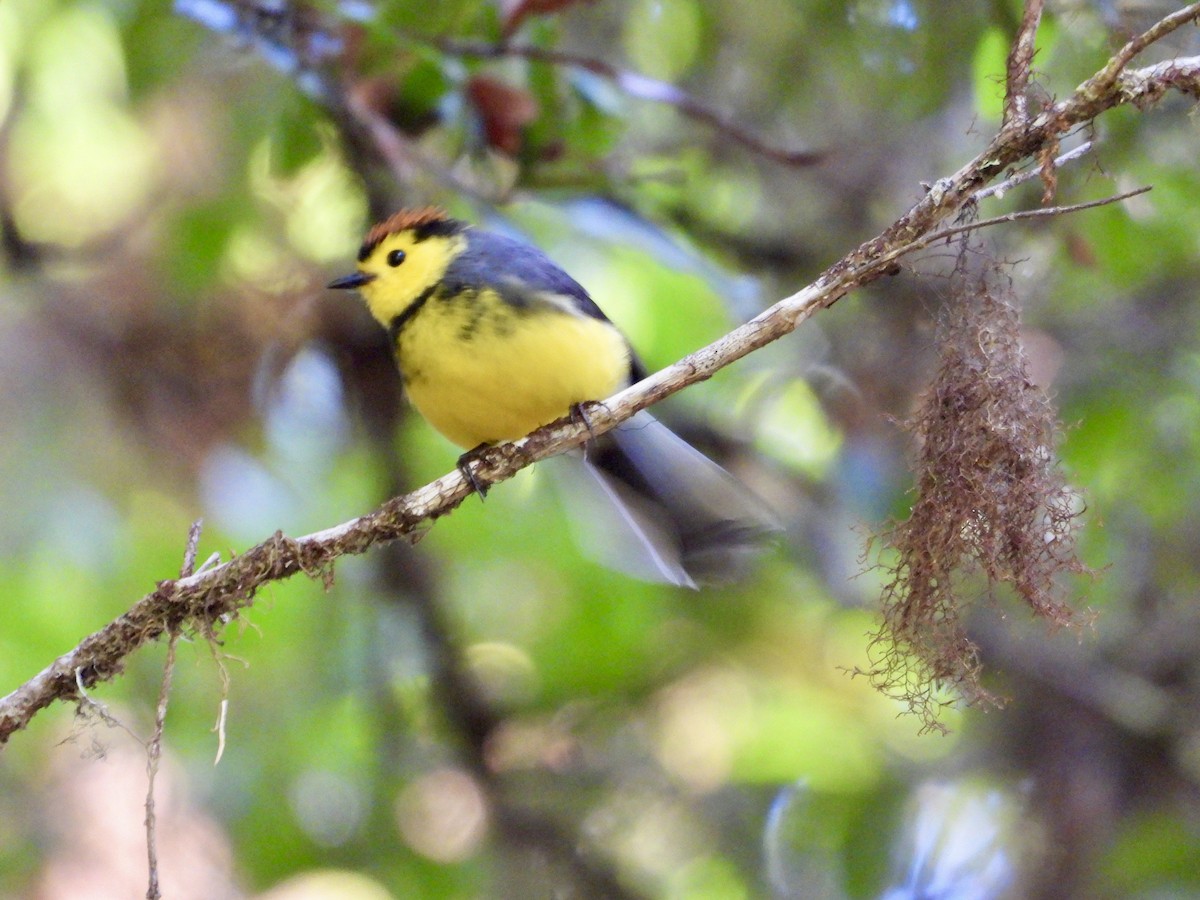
[388,284,437,345]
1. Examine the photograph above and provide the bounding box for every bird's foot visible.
[457,444,493,499]
[570,401,606,459]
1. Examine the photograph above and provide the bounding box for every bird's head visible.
[328,207,469,324]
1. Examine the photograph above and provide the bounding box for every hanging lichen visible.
[866,245,1090,731]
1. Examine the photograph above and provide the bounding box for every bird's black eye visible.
[387,249,407,267]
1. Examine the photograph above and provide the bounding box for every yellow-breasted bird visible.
[328,208,776,587]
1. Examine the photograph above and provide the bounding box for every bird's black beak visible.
[327,271,376,290]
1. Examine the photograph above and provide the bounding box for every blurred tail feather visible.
[553,411,778,587]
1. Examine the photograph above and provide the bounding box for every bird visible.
[328,207,777,587]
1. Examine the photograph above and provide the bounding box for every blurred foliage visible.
[2,0,1200,898]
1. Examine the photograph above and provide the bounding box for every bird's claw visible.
[457,445,491,499]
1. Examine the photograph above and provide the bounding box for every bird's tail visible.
[557,410,779,588]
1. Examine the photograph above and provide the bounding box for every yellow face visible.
[354,229,467,327]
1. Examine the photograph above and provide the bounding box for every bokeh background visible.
[2,0,1200,897]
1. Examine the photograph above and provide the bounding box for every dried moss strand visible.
[869,253,1088,729]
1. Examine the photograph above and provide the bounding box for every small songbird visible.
[328,208,776,587]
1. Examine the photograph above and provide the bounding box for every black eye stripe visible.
[387,249,407,267]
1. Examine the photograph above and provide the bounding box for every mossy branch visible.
[2,16,1199,744]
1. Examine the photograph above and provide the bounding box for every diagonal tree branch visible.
[2,31,1199,745]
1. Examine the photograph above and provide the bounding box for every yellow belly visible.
[396,290,632,448]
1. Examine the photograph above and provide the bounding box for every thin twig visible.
[144,635,178,900]
[434,39,823,167]
[145,520,201,900]
[929,186,1151,246]
[179,521,202,579]
[1005,0,1044,125]
[1088,1,1200,97]
[2,45,1199,748]
[973,140,1094,202]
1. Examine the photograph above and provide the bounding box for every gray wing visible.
[443,229,611,321]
